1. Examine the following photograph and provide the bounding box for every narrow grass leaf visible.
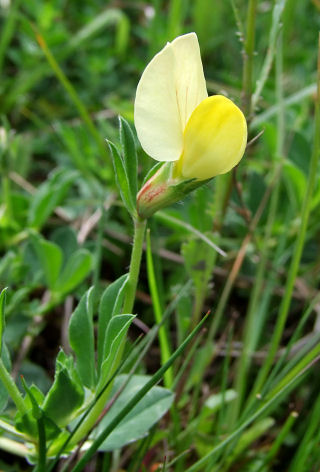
[247,36,320,400]
[223,417,275,469]
[146,229,172,388]
[251,83,317,128]
[184,355,319,472]
[70,311,210,472]
[257,411,298,471]
[252,0,286,109]
[95,375,174,451]
[155,211,226,256]
[288,392,320,472]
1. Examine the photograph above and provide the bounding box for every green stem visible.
[184,343,320,472]
[35,418,46,472]
[122,218,147,314]
[256,411,297,472]
[288,392,320,472]
[146,229,173,388]
[68,372,115,446]
[206,177,271,348]
[0,359,27,415]
[230,172,280,421]
[242,0,258,119]
[65,217,146,447]
[200,0,257,377]
[248,33,320,399]
[251,0,286,110]
[230,29,285,424]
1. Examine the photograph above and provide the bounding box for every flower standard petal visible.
[134,33,208,163]
[178,95,247,180]
[170,33,208,129]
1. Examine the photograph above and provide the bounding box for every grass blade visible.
[70,311,210,472]
[146,229,173,388]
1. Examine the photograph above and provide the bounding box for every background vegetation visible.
[0,0,320,470]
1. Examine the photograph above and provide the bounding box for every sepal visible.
[137,162,210,219]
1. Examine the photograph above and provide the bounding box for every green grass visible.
[0,0,320,471]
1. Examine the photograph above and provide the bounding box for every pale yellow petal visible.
[134,33,208,162]
[170,33,208,129]
[178,95,247,180]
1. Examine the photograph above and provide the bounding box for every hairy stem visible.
[122,218,147,314]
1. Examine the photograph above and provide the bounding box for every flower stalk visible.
[122,217,147,314]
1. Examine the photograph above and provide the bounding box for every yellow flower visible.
[134,32,247,181]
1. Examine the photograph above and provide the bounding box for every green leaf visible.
[21,377,43,420]
[98,314,135,390]
[95,375,174,451]
[97,274,129,370]
[43,350,84,427]
[15,382,60,440]
[28,168,77,230]
[51,226,78,261]
[69,312,209,469]
[54,249,92,295]
[30,234,63,290]
[107,140,136,216]
[0,343,11,412]
[0,287,8,355]
[21,378,48,468]
[119,116,138,202]
[69,288,96,389]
